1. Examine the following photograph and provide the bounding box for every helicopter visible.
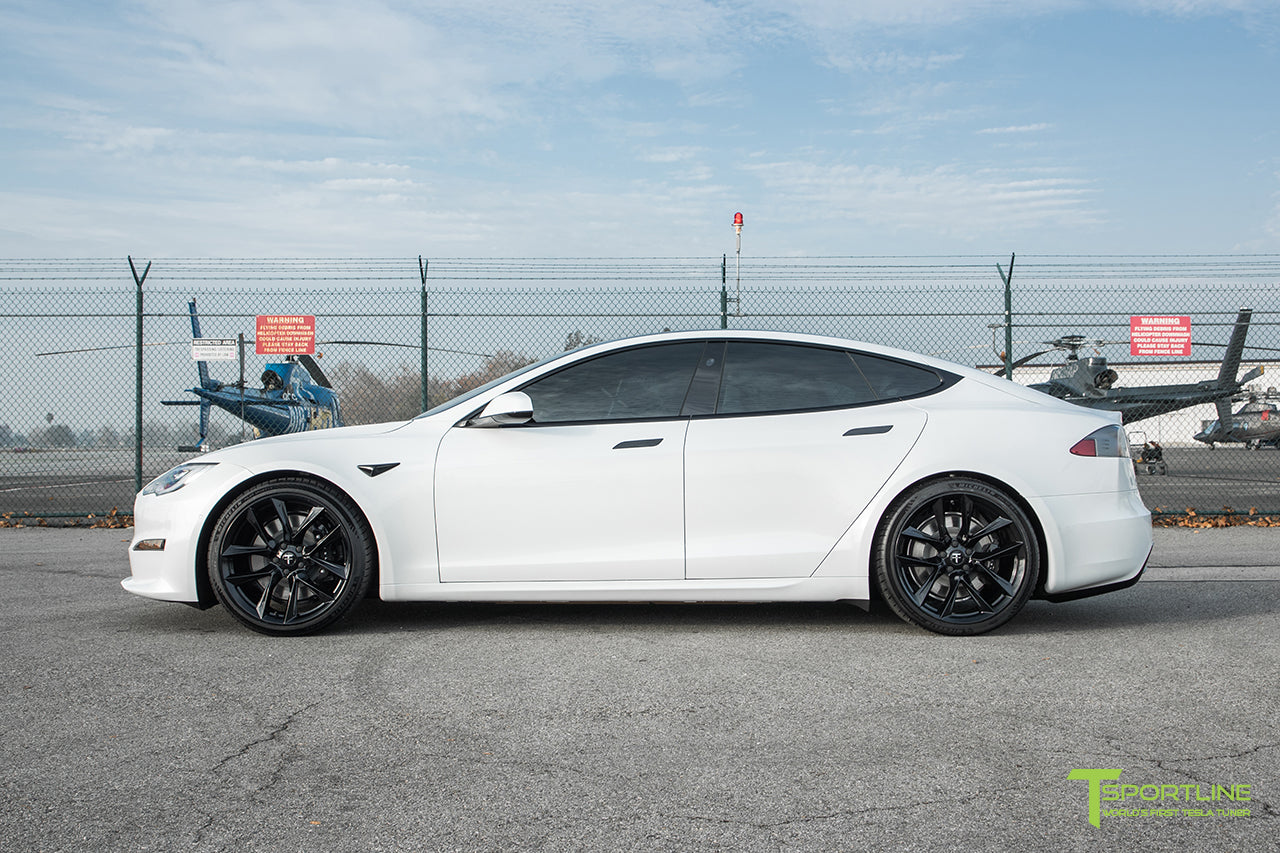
[1192,390,1280,449]
[162,300,342,451]
[998,308,1263,424]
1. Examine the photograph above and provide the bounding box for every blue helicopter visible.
[163,300,342,451]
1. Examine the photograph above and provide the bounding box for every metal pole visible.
[128,256,151,494]
[720,254,728,330]
[238,333,246,444]
[419,256,429,412]
[999,253,1016,379]
[735,230,742,317]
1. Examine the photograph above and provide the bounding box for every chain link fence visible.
[3,255,1279,519]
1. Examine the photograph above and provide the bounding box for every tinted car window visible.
[521,342,703,423]
[716,342,877,414]
[851,353,944,400]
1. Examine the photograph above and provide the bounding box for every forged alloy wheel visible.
[875,478,1040,636]
[208,478,374,635]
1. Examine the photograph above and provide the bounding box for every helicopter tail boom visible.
[1217,308,1253,386]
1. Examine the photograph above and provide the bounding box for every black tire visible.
[207,477,375,636]
[874,477,1040,636]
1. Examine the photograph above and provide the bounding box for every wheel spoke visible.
[244,506,274,546]
[304,525,340,557]
[256,573,283,620]
[225,568,275,587]
[971,563,1016,597]
[271,498,294,542]
[910,566,944,605]
[281,576,301,623]
[901,525,944,550]
[931,499,948,539]
[971,516,1013,541]
[977,540,1024,564]
[296,576,337,603]
[937,581,960,617]
[221,542,272,559]
[959,495,974,540]
[956,574,995,614]
[308,555,350,579]
[293,505,325,539]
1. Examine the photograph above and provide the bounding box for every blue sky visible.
[2,0,1279,257]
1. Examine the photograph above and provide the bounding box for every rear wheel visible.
[207,478,374,635]
[874,478,1039,635]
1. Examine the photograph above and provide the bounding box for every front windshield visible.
[414,350,571,419]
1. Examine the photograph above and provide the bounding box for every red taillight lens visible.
[1070,425,1126,457]
[1070,438,1097,456]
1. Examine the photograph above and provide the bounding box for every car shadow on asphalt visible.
[113,577,1276,638]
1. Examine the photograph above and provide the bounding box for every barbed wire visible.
[5,255,1280,282]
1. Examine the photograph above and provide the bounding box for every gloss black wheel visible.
[874,478,1039,636]
[207,478,374,635]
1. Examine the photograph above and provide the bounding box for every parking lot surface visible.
[1,527,1276,852]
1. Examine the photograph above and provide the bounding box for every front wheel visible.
[207,477,375,635]
[874,478,1040,636]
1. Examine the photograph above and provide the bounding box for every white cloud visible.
[978,123,1053,134]
[742,159,1102,238]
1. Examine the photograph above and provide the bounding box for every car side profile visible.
[125,330,1153,636]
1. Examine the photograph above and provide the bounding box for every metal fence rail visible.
[2,255,1279,518]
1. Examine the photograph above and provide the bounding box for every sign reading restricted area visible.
[255,315,316,355]
[192,338,237,361]
[1130,316,1191,357]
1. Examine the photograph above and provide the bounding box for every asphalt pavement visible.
[0,527,1276,852]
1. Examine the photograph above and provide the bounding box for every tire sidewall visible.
[874,477,1040,636]
[207,477,375,636]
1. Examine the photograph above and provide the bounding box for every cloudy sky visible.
[2,0,1278,258]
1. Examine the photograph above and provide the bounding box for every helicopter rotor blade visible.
[318,340,495,358]
[296,354,332,389]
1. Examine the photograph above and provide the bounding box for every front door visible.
[434,341,705,583]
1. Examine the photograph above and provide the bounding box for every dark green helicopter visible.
[999,309,1262,424]
[1193,391,1280,448]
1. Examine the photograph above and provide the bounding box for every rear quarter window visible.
[851,352,949,400]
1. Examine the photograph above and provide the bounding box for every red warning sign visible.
[255,315,316,355]
[1130,316,1191,357]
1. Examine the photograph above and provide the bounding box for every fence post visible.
[997,252,1015,379]
[419,256,429,412]
[128,256,151,495]
[720,254,728,330]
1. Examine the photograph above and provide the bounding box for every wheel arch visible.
[193,469,381,608]
[870,470,1051,600]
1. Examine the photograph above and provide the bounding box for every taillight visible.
[1070,425,1127,457]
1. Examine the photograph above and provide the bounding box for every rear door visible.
[684,341,935,579]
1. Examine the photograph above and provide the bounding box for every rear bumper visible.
[1037,488,1153,597]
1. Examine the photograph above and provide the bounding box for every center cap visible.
[945,548,968,568]
[277,548,300,567]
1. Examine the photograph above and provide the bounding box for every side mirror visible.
[471,391,534,427]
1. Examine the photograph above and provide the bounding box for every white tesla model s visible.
[125,330,1152,636]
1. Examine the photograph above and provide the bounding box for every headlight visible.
[141,462,218,496]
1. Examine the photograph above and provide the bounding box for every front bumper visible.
[123,462,251,604]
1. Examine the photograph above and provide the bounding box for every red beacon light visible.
[733,212,743,227]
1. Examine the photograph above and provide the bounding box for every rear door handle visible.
[843,425,893,437]
[613,438,663,449]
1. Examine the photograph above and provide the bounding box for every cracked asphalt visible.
[1,526,1276,852]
